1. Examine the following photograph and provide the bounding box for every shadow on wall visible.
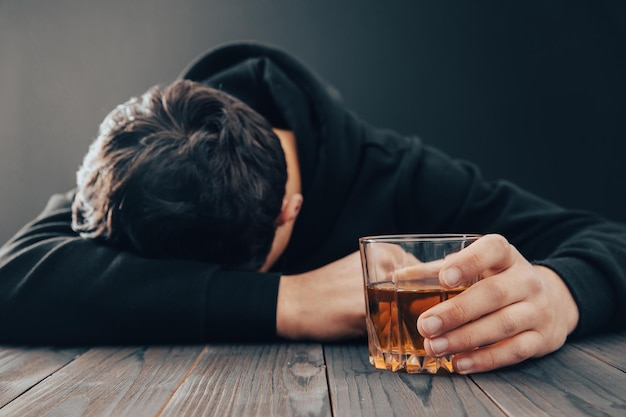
[0,1,625,244]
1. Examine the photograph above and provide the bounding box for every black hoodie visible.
[1,41,625,345]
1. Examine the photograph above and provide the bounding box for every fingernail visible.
[429,338,448,356]
[421,316,443,335]
[442,267,461,287]
[455,357,474,374]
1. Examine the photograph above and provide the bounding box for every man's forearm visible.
[276,252,366,341]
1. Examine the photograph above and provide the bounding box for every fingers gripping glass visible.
[359,234,481,374]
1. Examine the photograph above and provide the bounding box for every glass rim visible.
[359,233,482,244]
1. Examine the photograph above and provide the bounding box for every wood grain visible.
[0,335,624,417]
[470,344,626,417]
[158,343,331,417]
[0,345,204,417]
[572,330,626,372]
[324,343,505,417]
[0,346,83,407]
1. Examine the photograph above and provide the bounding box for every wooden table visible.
[0,330,624,417]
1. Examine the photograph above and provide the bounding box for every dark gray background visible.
[1,0,625,244]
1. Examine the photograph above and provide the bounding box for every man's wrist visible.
[276,274,303,339]
[533,265,579,336]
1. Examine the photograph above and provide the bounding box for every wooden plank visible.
[571,330,626,372]
[470,344,626,417]
[324,344,505,417]
[0,346,84,407]
[0,345,204,417]
[159,343,331,417]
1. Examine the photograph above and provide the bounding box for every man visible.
[1,41,625,375]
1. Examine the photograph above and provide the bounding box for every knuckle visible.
[477,349,498,371]
[466,250,483,270]
[457,329,478,350]
[484,234,511,255]
[486,279,511,304]
[510,339,533,362]
[499,311,522,337]
[548,332,568,354]
[446,300,472,324]
[524,270,544,294]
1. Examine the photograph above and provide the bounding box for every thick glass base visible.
[369,351,455,374]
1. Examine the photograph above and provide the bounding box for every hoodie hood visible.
[178,41,366,269]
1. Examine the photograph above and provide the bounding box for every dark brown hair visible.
[72,80,287,270]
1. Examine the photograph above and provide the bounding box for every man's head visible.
[72,79,288,270]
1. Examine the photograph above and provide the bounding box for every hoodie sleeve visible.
[0,191,281,345]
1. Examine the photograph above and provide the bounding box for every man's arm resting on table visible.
[276,251,366,341]
[0,192,281,345]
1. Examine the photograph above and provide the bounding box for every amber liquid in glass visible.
[366,281,463,373]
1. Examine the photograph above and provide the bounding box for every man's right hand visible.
[276,251,367,341]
